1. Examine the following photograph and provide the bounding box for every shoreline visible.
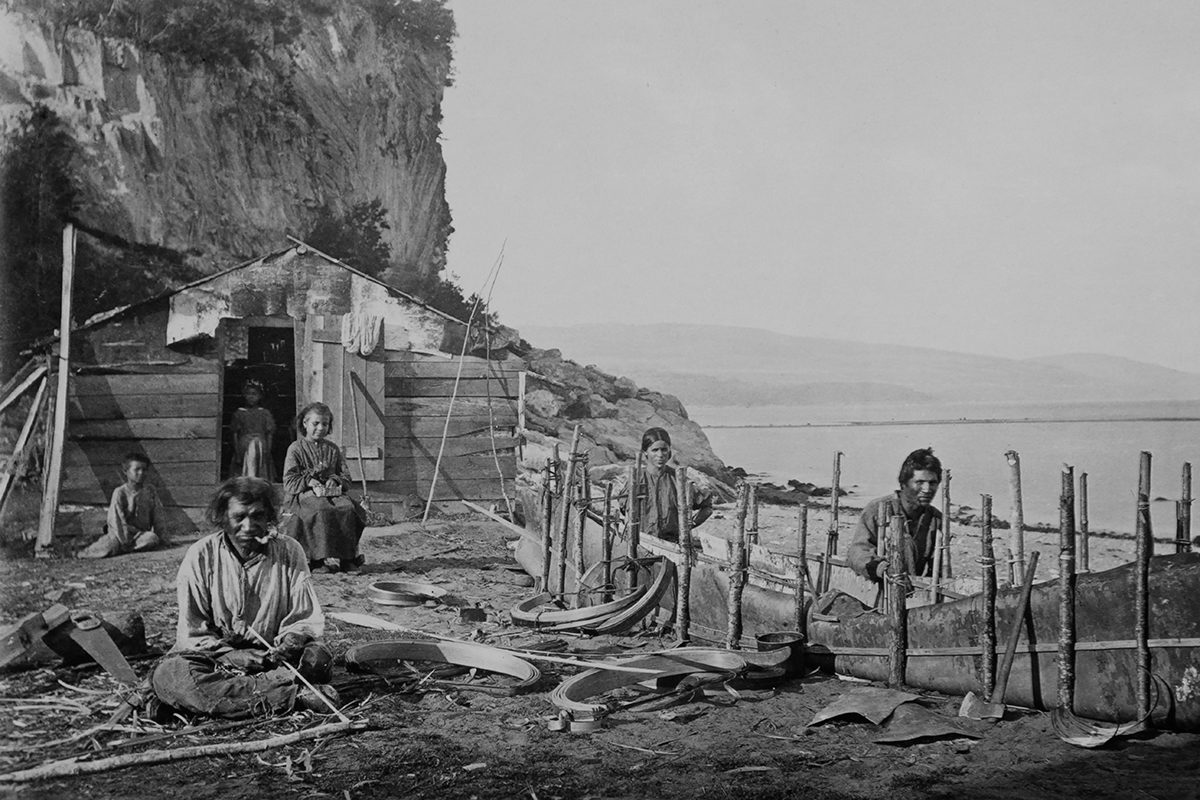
[706,415,1200,429]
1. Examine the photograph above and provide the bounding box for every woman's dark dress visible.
[281,438,363,561]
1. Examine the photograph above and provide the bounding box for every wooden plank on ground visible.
[64,440,218,468]
[383,417,517,439]
[384,397,519,418]
[384,377,517,398]
[68,393,218,421]
[385,436,519,459]
[70,418,217,440]
[72,374,218,396]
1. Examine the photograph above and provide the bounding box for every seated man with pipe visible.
[151,477,339,718]
[847,448,943,584]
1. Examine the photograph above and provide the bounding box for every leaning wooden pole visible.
[886,515,908,687]
[1004,451,1026,585]
[1057,464,1077,712]
[796,502,808,638]
[676,467,693,644]
[556,427,583,596]
[1178,462,1192,554]
[1135,451,1153,721]
[980,494,997,699]
[726,484,749,650]
[601,482,614,603]
[540,458,554,592]
[627,451,643,589]
[1078,471,1090,572]
[35,224,76,557]
[574,461,590,607]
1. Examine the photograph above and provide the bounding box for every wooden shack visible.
[54,242,523,533]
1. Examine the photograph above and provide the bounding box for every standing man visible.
[847,448,943,583]
[151,477,338,718]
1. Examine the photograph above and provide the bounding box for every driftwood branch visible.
[0,720,369,783]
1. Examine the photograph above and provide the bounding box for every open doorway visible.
[221,326,297,480]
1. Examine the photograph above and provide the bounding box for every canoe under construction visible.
[500,483,1200,732]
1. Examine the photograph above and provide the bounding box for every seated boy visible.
[79,453,163,559]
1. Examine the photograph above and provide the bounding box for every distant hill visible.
[520,323,1200,407]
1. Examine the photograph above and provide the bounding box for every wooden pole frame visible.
[980,494,997,698]
[676,466,693,644]
[1004,450,1026,585]
[1135,451,1152,721]
[796,502,808,638]
[35,224,76,557]
[941,468,954,580]
[1178,462,1192,553]
[726,483,749,650]
[886,514,908,687]
[1078,471,1090,572]
[1057,464,1077,712]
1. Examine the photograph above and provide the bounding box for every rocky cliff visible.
[0,3,451,273]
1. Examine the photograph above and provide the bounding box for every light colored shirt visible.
[174,531,324,651]
[846,492,942,581]
[107,483,161,546]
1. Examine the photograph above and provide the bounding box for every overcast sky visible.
[441,2,1200,372]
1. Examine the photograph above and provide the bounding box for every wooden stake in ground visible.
[1178,462,1192,554]
[676,466,693,644]
[557,426,583,596]
[1078,471,1090,572]
[726,484,749,650]
[796,502,808,638]
[941,469,954,580]
[886,514,908,688]
[35,224,76,558]
[747,483,759,545]
[980,494,997,699]
[1057,464,1077,712]
[1135,451,1153,721]
[1004,450,1025,585]
[601,482,614,603]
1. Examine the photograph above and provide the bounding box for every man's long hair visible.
[898,448,942,485]
[206,476,280,527]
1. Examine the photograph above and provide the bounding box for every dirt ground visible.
[1,506,1198,800]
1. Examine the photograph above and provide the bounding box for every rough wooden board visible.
[62,460,218,489]
[383,361,523,380]
[383,455,516,483]
[71,373,218,396]
[63,440,219,467]
[60,483,216,507]
[384,377,518,398]
[383,417,517,438]
[384,436,519,459]
[70,418,217,439]
[382,351,526,370]
[383,397,520,417]
[68,393,218,421]
[370,477,515,501]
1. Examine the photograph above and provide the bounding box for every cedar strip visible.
[676,466,693,643]
[726,484,749,649]
[1058,464,1077,711]
[980,494,997,698]
[1135,451,1152,720]
[886,515,908,687]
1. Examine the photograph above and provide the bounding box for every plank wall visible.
[378,352,523,501]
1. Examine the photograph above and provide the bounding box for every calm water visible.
[692,399,1200,535]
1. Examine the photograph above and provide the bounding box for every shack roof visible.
[72,237,473,336]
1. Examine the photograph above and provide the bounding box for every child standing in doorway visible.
[230,379,276,481]
[79,453,163,558]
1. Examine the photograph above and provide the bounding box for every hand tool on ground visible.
[245,625,350,722]
[59,610,140,685]
[960,551,1040,720]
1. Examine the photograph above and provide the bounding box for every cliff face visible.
[0,5,451,273]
